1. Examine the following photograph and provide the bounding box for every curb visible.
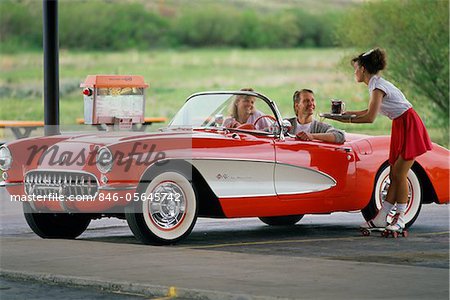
[0,269,288,300]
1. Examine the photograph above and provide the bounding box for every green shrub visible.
[290,10,338,47]
[259,12,300,48]
[59,2,169,50]
[0,0,42,51]
[170,7,300,48]
[335,0,449,129]
[171,5,240,47]
[235,11,264,48]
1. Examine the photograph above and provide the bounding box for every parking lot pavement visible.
[1,229,449,299]
[1,188,449,299]
[0,277,147,300]
[0,236,448,299]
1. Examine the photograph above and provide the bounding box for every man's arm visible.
[296,131,342,143]
[311,120,345,144]
[311,132,342,143]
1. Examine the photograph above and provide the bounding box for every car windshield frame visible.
[168,91,284,136]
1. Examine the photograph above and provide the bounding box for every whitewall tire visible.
[362,163,422,228]
[126,171,198,245]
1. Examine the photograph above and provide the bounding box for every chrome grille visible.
[25,170,98,199]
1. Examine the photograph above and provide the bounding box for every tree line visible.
[0,1,339,51]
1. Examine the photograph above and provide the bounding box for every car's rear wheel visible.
[125,171,198,245]
[362,163,422,228]
[259,214,304,226]
[23,202,91,238]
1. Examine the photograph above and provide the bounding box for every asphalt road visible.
[0,188,449,299]
[0,277,148,300]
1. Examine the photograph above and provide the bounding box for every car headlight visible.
[0,146,12,171]
[96,147,113,173]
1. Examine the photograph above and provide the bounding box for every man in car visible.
[287,89,345,144]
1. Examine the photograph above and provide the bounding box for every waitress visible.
[335,48,432,232]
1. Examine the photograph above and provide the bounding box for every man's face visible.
[295,92,315,117]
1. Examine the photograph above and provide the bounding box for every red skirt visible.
[389,108,432,165]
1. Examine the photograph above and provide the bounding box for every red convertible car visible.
[0,91,448,245]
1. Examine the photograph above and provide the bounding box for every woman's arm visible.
[335,89,384,123]
[344,109,368,116]
[351,89,384,123]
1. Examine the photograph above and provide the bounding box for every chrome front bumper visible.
[0,181,22,188]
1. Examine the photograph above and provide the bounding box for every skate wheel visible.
[361,229,370,236]
[402,231,408,238]
[392,231,399,238]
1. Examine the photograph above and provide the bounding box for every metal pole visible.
[43,0,60,135]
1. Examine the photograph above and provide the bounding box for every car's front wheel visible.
[23,202,91,239]
[125,171,198,245]
[362,163,422,228]
[259,215,304,226]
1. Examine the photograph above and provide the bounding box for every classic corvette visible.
[0,91,448,245]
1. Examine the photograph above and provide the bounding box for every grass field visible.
[0,48,447,146]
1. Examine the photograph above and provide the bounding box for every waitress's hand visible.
[327,112,353,123]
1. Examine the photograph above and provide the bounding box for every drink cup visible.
[331,99,345,115]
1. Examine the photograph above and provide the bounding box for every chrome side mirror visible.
[214,114,224,127]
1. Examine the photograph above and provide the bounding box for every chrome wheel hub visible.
[148,181,185,229]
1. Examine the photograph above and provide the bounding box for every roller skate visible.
[360,227,386,236]
[382,213,408,238]
[360,211,389,237]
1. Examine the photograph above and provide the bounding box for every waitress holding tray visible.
[329,48,432,233]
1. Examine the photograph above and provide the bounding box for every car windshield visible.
[169,92,277,131]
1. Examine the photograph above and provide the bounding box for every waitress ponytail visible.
[351,48,387,74]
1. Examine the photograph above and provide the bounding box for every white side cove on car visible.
[190,159,336,198]
[274,163,336,195]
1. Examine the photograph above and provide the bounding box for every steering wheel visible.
[253,115,276,128]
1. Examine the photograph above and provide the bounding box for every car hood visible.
[23,129,221,170]
[56,129,221,147]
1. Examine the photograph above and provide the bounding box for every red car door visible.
[273,136,357,214]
